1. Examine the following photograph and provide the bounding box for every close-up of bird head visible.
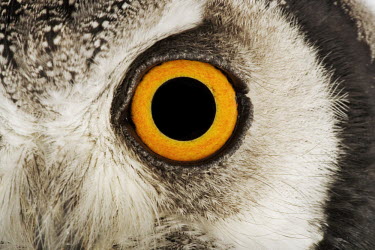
[0,0,374,249]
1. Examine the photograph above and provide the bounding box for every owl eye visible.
[111,46,252,167]
[130,60,238,162]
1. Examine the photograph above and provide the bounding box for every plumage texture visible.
[0,0,374,249]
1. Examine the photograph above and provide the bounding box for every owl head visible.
[0,0,374,249]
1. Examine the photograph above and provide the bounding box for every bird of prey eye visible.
[1,0,375,249]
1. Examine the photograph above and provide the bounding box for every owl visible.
[0,0,374,249]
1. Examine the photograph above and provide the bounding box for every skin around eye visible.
[131,60,238,162]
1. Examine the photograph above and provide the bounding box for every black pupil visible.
[152,77,216,141]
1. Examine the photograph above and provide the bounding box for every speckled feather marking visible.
[0,0,162,115]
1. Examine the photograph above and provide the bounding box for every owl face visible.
[0,0,374,249]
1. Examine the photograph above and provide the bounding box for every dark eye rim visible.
[111,50,253,170]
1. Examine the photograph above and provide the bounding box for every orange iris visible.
[131,60,238,162]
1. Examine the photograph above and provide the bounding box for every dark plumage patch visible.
[0,0,22,67]
[277,1,375,249]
